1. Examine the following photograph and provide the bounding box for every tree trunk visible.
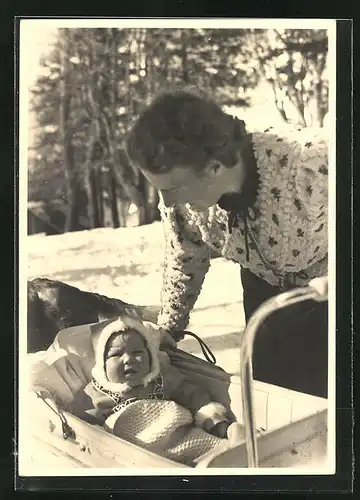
[97,169,105,227]
[84,122,100,229]
[285,81,307,128]
[107,28,120,230]
[90,166,101,227]
[135,173,160,226]
[144,29,154,105]
[136,172,148,225]
[181,33,190,84]
[148,184,160,222]
[312,80,325,127]
[85,166,96,229]
[118,198,127,227]
[108,166,120,228]
[268,78,289,123]
[59,30,80,232]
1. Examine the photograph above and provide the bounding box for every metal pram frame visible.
[240,276,329,467]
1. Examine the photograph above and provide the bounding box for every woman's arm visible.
[157,198,211,339]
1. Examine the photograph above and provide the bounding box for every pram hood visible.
[90,315,162,393]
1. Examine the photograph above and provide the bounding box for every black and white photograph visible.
[18,18,336,477]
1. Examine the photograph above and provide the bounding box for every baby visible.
[74,315,242,465]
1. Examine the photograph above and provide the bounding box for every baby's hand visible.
[209,421,231,438]
[227,422,246,444]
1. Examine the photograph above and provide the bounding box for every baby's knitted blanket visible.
[104,399,228,466]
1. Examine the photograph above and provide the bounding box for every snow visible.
[27,222,246,375]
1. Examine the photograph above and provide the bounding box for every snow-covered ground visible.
[27,222,246,374]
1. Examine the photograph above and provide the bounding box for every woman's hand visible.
[160,330,178,348]
[142,321,178,348]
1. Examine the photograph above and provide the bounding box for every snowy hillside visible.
[27,222,246,374]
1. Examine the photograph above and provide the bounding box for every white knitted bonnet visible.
[90,315,161,393]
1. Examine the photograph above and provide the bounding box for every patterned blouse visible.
[157,127,329,333]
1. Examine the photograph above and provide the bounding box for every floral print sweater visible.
[157,128,329,333]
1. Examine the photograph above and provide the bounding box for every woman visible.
[125,87,328,398]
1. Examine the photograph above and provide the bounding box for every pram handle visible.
[239,275,329,467]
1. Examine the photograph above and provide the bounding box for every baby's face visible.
[105,331,151,385]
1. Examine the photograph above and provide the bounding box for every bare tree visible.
[247,29,328,127]
[59,29,82,232]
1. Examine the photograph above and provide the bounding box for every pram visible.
[20,277,329,471]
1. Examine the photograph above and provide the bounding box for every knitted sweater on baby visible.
[157,128,328,332]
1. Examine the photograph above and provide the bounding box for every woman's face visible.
[142,164,234,209]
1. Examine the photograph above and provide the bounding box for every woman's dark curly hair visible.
[125,86,247,174]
